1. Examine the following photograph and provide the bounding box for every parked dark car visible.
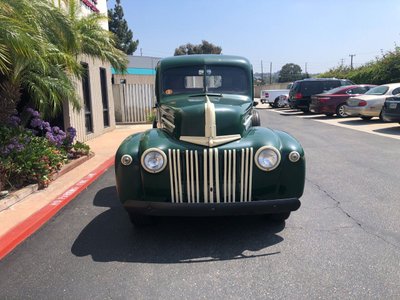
[289,78,354,112]
[382,96,400,123]
[309,85,376,117]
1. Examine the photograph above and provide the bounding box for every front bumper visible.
[382,111,400,122]
[123,198,301,216]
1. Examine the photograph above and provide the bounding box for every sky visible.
[106,0,400,74]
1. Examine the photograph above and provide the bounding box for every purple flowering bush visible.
[0,108,90,191]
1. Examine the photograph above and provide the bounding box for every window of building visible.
[100,67,110,127]
[81,62,93,133]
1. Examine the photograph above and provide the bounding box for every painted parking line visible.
[267,108,400,141]
[314,117,400,140]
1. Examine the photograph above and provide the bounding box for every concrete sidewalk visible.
[0,124,151,245]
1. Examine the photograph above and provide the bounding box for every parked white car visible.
[344,83,400,120]
[260,83,292,108]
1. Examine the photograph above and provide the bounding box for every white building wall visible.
[64,57,116,142]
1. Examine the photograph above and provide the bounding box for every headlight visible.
[255,146,281,171]
[121,154,133,166]
[141,148,167,173]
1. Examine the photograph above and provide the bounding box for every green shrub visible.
[0,108,90,191]
[0,126,67,189]
[69,141,91,158]
[318,46,400,85]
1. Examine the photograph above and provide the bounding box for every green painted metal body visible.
[115,55,305,213]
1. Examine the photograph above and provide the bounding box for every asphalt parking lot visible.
[256,101,400,141]
[1,106,400,299]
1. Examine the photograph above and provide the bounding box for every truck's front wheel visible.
[268,212,291,222]
[252,110,260,126]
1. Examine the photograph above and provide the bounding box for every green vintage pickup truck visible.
[115,55,305,225]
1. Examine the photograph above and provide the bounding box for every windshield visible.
[365,85,389,95]
[162,65,249,96]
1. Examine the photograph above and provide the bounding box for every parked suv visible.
[289,78,354,111]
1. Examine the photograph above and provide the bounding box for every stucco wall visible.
[64,56,116,142]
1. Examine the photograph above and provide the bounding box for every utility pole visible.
[269,62,272,84]
[140,48,143,56]
[305,62,308,73]
[261,60,264,84]
[340,58,344,67]
[349,54,356,69]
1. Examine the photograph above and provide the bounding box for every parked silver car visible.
[344,83,400,120]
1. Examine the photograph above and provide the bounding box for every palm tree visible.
[0,0,80,120]
[0,0,127,121]
[60,0,128,71]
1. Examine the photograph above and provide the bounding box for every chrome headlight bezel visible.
[141,148,167,173]
[255,146,281,171]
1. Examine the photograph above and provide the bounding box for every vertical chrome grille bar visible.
[223,150,227,203]
[240,149,245,202]
[203,149,208,203]
[228,150,232,203]
[244,148,249,202]
[185,150,191,203]
[172,149,179,203]
[177,150,183,203]
[190,151,195,203]
[248,148,254,202]
[233,149,236,203]
[168,149,175,203]
[215,149,220,203]
[209,149,214,203]
[195,151,199,203]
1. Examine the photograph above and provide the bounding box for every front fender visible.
[115,132,144,203]
[115,127,305,204]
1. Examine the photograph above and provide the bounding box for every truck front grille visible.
[168,148,253,203]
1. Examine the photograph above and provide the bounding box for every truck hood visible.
[159,94,253,147]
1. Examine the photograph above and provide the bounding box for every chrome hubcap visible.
[338,105,346,117]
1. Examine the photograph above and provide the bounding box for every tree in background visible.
[319,47,400,85]
[174,40,222,56]
[278,63,303,82]
[108,0,138,55]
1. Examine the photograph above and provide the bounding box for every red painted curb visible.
[0,156,115,261]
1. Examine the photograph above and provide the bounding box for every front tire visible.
[336,104,347,118]
[252,110,261,126]
[269,212,291,222]
[300,108,310,113]
[379,110,384,121]
[273,97,282,108]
